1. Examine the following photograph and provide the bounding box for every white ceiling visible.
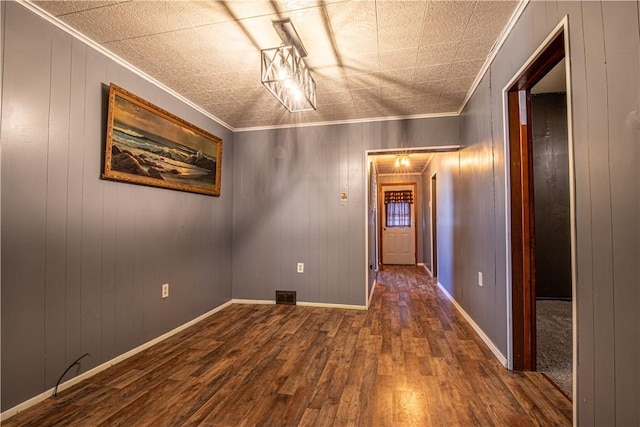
[32,0,521,130]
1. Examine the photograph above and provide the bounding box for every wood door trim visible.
[379,182,418,265]
[430,172,438,277]
[508,30,564,371]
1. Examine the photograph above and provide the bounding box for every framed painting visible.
[103,83,222,196]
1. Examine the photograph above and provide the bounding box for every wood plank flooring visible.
[4,266,572,426]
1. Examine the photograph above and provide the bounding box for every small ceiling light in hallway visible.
[395,154,410,168]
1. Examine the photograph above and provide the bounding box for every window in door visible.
[386,202,411,227]
[384,190,413,227]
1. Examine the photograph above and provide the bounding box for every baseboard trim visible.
[0,300,233,422]
[297,301,367,310]
[231,299,276,305]
[3,297,368,419]
[233,298,366,310]
[417,263,434,277]
[436,282,508,367]
[368,279,378,307]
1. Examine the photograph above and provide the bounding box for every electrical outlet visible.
[478,272,483,287]
[162,283,169,298]
[297,263,304,273]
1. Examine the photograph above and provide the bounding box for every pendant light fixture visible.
[261,19,317,112]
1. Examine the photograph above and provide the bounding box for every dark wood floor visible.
[5,266,572,426]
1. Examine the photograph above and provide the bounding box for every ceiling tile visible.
[223,0,327,21]
[376,1,427,51]
[165,1,234,27]
[397,94,442,109]
[59,3,154,43]
[211,71,258,89]
[340,53,380,75]
[285,7,335,60]
[455,37,496,61]
[33,1,120,16]
[315,76,350,93]
[414,64,451,84]
[379,68,416,87]
[379,48,418,72]
[379,83,422,99]
[319,91,354,105]
[351,87,382,102]
[326,1,378,56]
[442,76,475,93]
[448,59,485,79]
[408,80,446,97]
[347,73,381,91]
[316,101,359,116]
[438,90,469,108]
[127,2,194,34]
[103,36,182,67]
[416,42,459,67]
[464,1,519,40]
[419,1,476,46]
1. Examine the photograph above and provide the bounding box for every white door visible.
[381,184,416,265]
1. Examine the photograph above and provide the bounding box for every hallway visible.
[5,266,572,426]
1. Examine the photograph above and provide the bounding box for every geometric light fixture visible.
[261,19,317,112]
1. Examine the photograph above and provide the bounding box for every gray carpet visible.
[536,300,572,398]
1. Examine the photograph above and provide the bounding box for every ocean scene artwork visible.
[104,84,222,196]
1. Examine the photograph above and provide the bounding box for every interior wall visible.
[531,93,571,299]
[232,118,460,306]
[420,69,507,357]
[0,2,234,411]
[421,168,432,274]
[460,1,639,424]
[367,160,378,298]
[422,151,462,296]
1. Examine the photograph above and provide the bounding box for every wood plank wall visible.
[3,0,638,424]
[231,119,460,306]
[1,2,234,411]
[453,1,639,424]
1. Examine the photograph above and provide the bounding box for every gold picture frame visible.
[103,83,222,196]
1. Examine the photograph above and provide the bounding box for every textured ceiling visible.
[32,0,521,130]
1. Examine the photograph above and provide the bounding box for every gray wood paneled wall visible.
[3,0,639,423]
[366,161,377,299]
[1,3,234,411]
[422,151,465,307]
[232,119,460,306]
[422,1,639,424]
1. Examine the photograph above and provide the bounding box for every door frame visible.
[379,182,418,265]
[364,147,460,307]
[502,15,576,387]
[430,171,438,277]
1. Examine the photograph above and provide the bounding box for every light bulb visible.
[290,85,302,100]
[278,68,290,80]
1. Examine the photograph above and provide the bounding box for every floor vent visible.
[275,290,296,305]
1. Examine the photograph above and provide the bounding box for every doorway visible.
[380,183,417,265]
[505,22,575,400]
[430,173,438,277]
[365,147,460,304]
